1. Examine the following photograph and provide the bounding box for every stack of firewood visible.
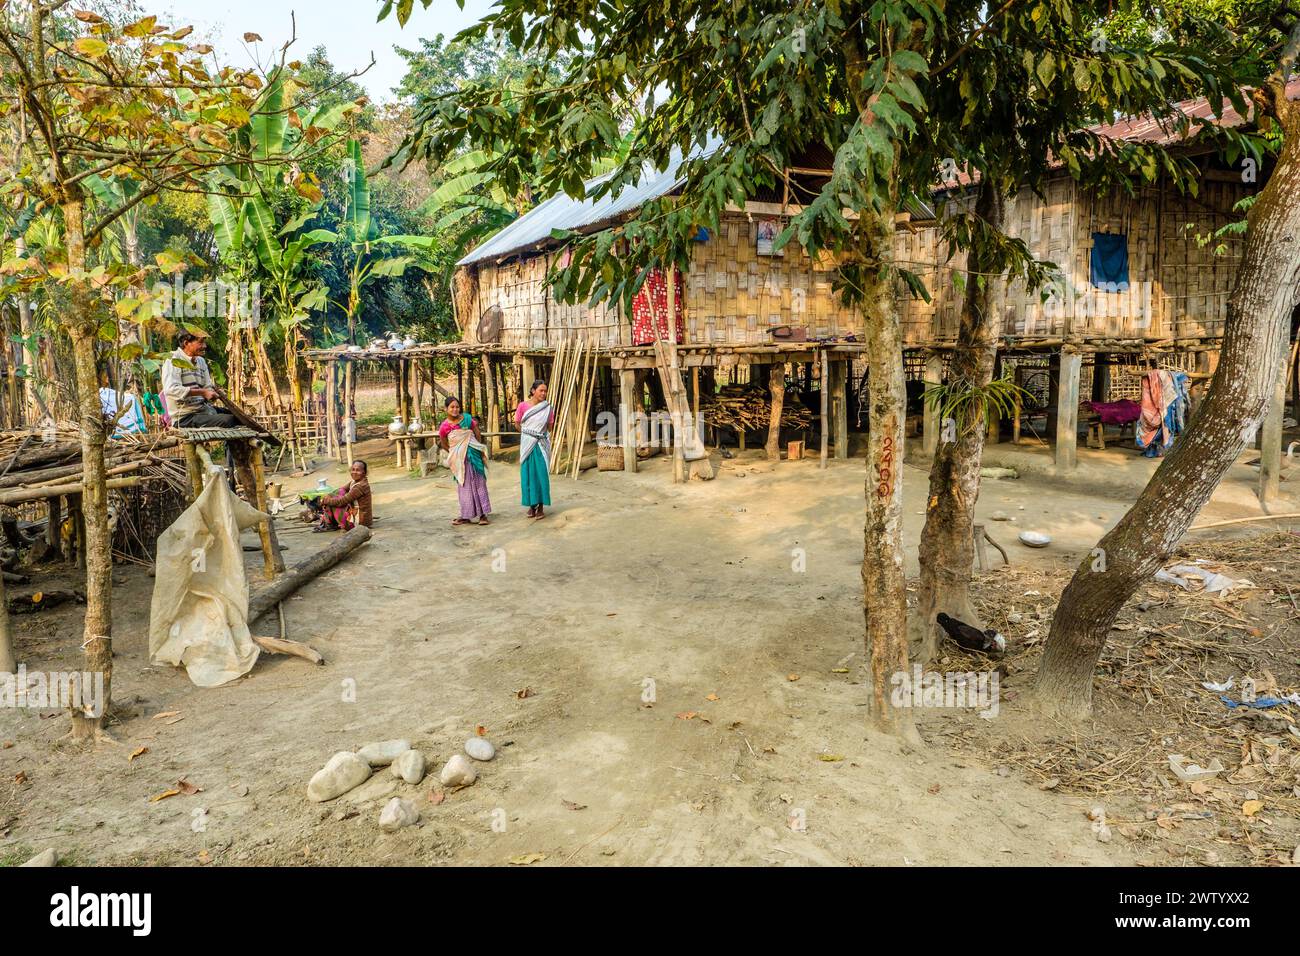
[700,385,813,431]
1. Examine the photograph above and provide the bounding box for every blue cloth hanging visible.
[1090,233,1129,290]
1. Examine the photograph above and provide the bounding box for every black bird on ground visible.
[936,612,1006,655]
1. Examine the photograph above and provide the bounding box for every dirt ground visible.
[1,433,1297,867]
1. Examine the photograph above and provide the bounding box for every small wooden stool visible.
[1087,421,1106,449]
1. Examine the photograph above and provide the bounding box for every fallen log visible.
[8,589,83,613]
[247,524,371,624]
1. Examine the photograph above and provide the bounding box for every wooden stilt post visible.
[819,350,829,469]
[326,362,338,460]
[486,355,500,458]
[250,442,285,576]
[667,266,685,484]
[344,360,355,468]
[1259,342,1288,503]
[922,350,943,458]
[1012,363,1024,444]
[832,358,848,460]
[69,492,85,570]
[1054,347,1082,471]
[183,442,204,501]
[45,495,61,560]
[620,367,638,474]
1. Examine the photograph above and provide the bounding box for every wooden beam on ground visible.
[251,633,324,665]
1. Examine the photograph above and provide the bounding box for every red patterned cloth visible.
[630,267,685,345]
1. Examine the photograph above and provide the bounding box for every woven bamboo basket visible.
[596,442,624,471]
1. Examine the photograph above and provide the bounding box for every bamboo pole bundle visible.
[570,343,599,478]
[550,334,586,474]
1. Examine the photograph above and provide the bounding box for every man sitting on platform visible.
[161,330,240,428]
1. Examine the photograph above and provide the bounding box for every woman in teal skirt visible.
[515,380,553,520]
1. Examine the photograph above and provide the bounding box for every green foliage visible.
[924,374,1031,437]
[385,0,1261,318]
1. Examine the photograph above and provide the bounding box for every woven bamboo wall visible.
[463,175,1248,349]
[684,215,862,343]
[467,254,625,349]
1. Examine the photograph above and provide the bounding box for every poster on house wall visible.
[756,219,785,257]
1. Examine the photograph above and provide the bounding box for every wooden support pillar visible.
[183,442,204,501]
[819,350,829,470]
[1259,343,1288,503]
[620,368,638,474]
[1011,364,1024,444]
[250,442,285,576]
[325,363,338,459]
[764,362,785,461]
[520,354,536,397]
[832,358,848,460]
[1091,352,1110,403]
[1054,348,1082,471]
[344,360,355,467]
[44,495,62,561]
[922,350,943,458]
[486,356,500,458]
[1045,350,1062,439]
[68,492,85,570]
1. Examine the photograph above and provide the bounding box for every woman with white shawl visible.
[437,397,492,526]
[515,380,553,520]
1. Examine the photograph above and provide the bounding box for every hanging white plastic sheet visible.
[149,470,268,687]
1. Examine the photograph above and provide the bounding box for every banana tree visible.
[206,67,358,405]
[244,193,335,412]
[421,148,520,256]
[336,138,436,343]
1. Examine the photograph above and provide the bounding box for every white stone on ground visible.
[357,739,412,767]
[20,848,57,867]
[391,749,426,784]
[307,751,372,802]
[465,737,495,761]
[440,754,478,787]
[378,797,419,831]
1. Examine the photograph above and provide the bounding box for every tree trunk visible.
[14,236,35,425]
[0,568,13,674]
[1036,97,1300,719]
[857,204,918,743]
[765,362,785,460]
[910,182,1005,664]
[62,197,114,741]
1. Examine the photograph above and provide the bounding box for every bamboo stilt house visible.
[305,81,1300,479]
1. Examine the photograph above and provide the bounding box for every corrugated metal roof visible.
[460,79,1292,266]
[457,139,721,266]
[1088,78,1300,146]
